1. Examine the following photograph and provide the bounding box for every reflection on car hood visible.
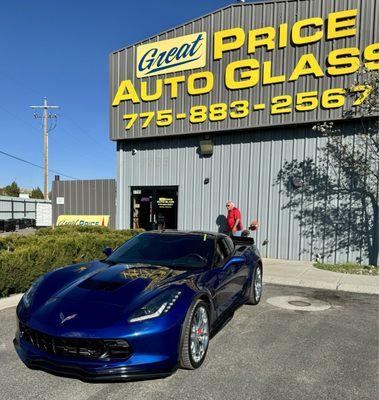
[50,263,192,307]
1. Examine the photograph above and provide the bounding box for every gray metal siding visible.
[116,121,376,264]
[51,179,117,229]
[0,196,50,220]
[110,0,379,140]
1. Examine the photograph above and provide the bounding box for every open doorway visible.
[131,186,178,231]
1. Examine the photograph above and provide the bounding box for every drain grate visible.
[266,296,331,311]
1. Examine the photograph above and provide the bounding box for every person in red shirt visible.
[226,201,244,236]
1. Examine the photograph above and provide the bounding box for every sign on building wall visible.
[110,0,379,140]
[56,215,110,227]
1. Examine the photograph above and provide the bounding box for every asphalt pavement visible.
[0,284,377,400]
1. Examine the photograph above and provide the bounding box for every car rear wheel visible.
[246,264,262,305]
[180,300,210,369]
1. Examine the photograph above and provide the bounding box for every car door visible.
[224,236,250,301]
[212,238,242,316]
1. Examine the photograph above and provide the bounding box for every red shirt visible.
[227,207,243,231]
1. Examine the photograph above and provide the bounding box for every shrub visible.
[0,226,143,297]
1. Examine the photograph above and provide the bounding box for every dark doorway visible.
[131,187,178,231]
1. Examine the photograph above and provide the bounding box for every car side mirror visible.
[102,247,113,257]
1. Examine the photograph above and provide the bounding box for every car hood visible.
[53,263,190,306]
[23,263,198,333]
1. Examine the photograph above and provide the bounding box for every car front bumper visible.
[14,316,182,382]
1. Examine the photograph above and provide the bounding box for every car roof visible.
[144,230,228,240]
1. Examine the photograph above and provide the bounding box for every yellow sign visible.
[112,7,379,133]
[157,197,174,208]
[136,32,207,78]
[56,215,110,227]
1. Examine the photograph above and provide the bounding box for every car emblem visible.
[76,266,88,273]
[59,312,77,325]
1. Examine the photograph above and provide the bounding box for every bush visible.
[314,262,378,275]
[0,226,143,297]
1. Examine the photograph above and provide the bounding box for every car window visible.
[219,238,232,259]
[224,237,235,254]
[107,233,215,269]
[214,245,224,267]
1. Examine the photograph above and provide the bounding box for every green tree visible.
[4,181,20,197]
[30,187,44,199]
[276,68,378,266]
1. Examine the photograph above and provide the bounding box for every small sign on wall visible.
[36,203,52,227]
[56,197,64,205]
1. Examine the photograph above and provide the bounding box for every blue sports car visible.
[14,231,263,381]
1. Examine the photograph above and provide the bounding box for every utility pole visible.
[30,98,60,200]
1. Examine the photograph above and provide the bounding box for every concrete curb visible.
[263,276,379,295]
[0,293,23,311]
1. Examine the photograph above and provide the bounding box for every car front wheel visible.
[180,300,210,369]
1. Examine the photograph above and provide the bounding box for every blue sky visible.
[0,0,232,190]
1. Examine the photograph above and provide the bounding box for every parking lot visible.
[1,284,377,400]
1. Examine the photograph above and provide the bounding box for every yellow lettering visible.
[112,80,140,106]
[292,17,323,45]
[289,54,324,81]
[248,27,276,54]
[225,59,260,89]
[327,9,357,40]
[163,76,186,98]
[364,43,379,71]
[214,28,245,60]
[187,71,214,95]
[262,61,285,85]
[140,80,163,101]
[327,48,360,76]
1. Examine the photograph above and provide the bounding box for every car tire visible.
[246,264,263,305]
[180,299,210,370]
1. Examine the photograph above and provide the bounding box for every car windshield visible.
[107,233,214,269]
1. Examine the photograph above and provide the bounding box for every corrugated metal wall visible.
[0,196,50,220]
[110,0,379,140]
[116,120,377,264]
[51,179,117,229]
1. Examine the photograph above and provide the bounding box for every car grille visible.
[19,322,132,360]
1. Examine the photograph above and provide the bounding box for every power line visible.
[0,149,77,179]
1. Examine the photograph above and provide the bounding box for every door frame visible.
[130,186,179,230]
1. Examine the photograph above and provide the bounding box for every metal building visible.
[51,178,117,229]
[110,0,379,264]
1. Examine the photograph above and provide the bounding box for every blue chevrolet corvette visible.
[14,231,263,381]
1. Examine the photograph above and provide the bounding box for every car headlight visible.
[129,290,182,322]
[23,276,44,307]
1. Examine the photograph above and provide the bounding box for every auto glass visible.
[219,239,232,258]
[107,233,214,268]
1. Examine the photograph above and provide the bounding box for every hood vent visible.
[78,279,125,292]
